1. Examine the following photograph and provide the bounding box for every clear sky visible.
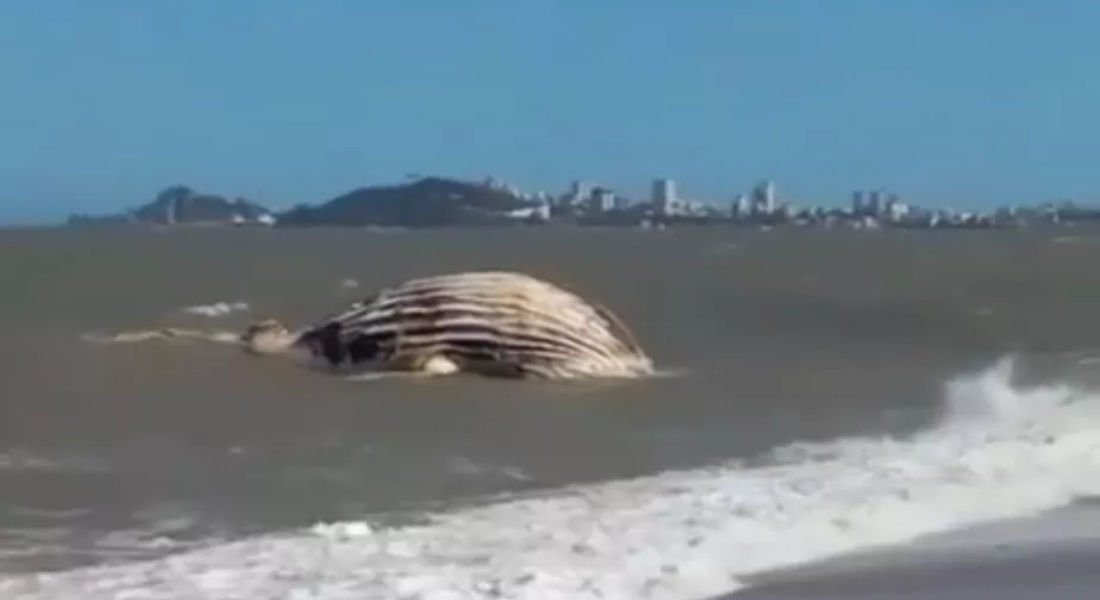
[1,0,1097,224]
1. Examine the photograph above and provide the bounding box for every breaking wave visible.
[179,302,249,318]
[2,357,1098,600]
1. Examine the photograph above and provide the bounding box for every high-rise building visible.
[568,180,592,205]
[732,193,751,218]
[651,178,677,215]
[752,180,776,214]
[851,190,865,215]
[867,189,884,215]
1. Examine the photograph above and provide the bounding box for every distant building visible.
[752,180,776,214]
[867,189,885,215]
[651,178,677,215]
[851,190,865,215]
[569,180,592,203]
[590,187,616,213]
[505,202,551,221]
[731,193,751,218]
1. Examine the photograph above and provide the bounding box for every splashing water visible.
[1,357,1098,600]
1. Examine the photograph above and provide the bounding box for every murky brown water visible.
[1,225,1098,571]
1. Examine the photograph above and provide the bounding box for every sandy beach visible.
[730,504,1100,599]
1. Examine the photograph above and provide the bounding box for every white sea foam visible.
[444,456,532,482]
[2,357,1099,600]
[0,448,107,474]
[180,302,250,318]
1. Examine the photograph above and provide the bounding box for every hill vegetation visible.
[275,177,531,227]
[67,177,535,228]
[67,185,271,226]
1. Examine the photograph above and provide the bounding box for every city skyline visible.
[32,169,1100,228]
[68,171,1096,232]
[2,1,1099,224]
[476,173,1093,218]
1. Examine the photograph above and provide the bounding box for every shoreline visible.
[720,502,1100,599]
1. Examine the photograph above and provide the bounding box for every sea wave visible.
[1,357,1098,600]
[180,302,250,318]
[0,448,108,474]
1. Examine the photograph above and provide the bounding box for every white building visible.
[752,180,777,214]
[651,178,677,215]
[569,180,592,202]
[731,193,751,218]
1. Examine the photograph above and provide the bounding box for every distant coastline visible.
[64,175,1100,231]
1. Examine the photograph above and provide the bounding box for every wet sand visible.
[726,504,1100,599]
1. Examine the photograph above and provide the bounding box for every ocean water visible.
[0,227,1098,599]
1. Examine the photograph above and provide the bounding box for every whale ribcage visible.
[301,272,650,378]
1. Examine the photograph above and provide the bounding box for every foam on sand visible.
[79,328,240,346]
[2,357,1099,600]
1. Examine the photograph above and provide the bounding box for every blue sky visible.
[0,0,1097,223]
